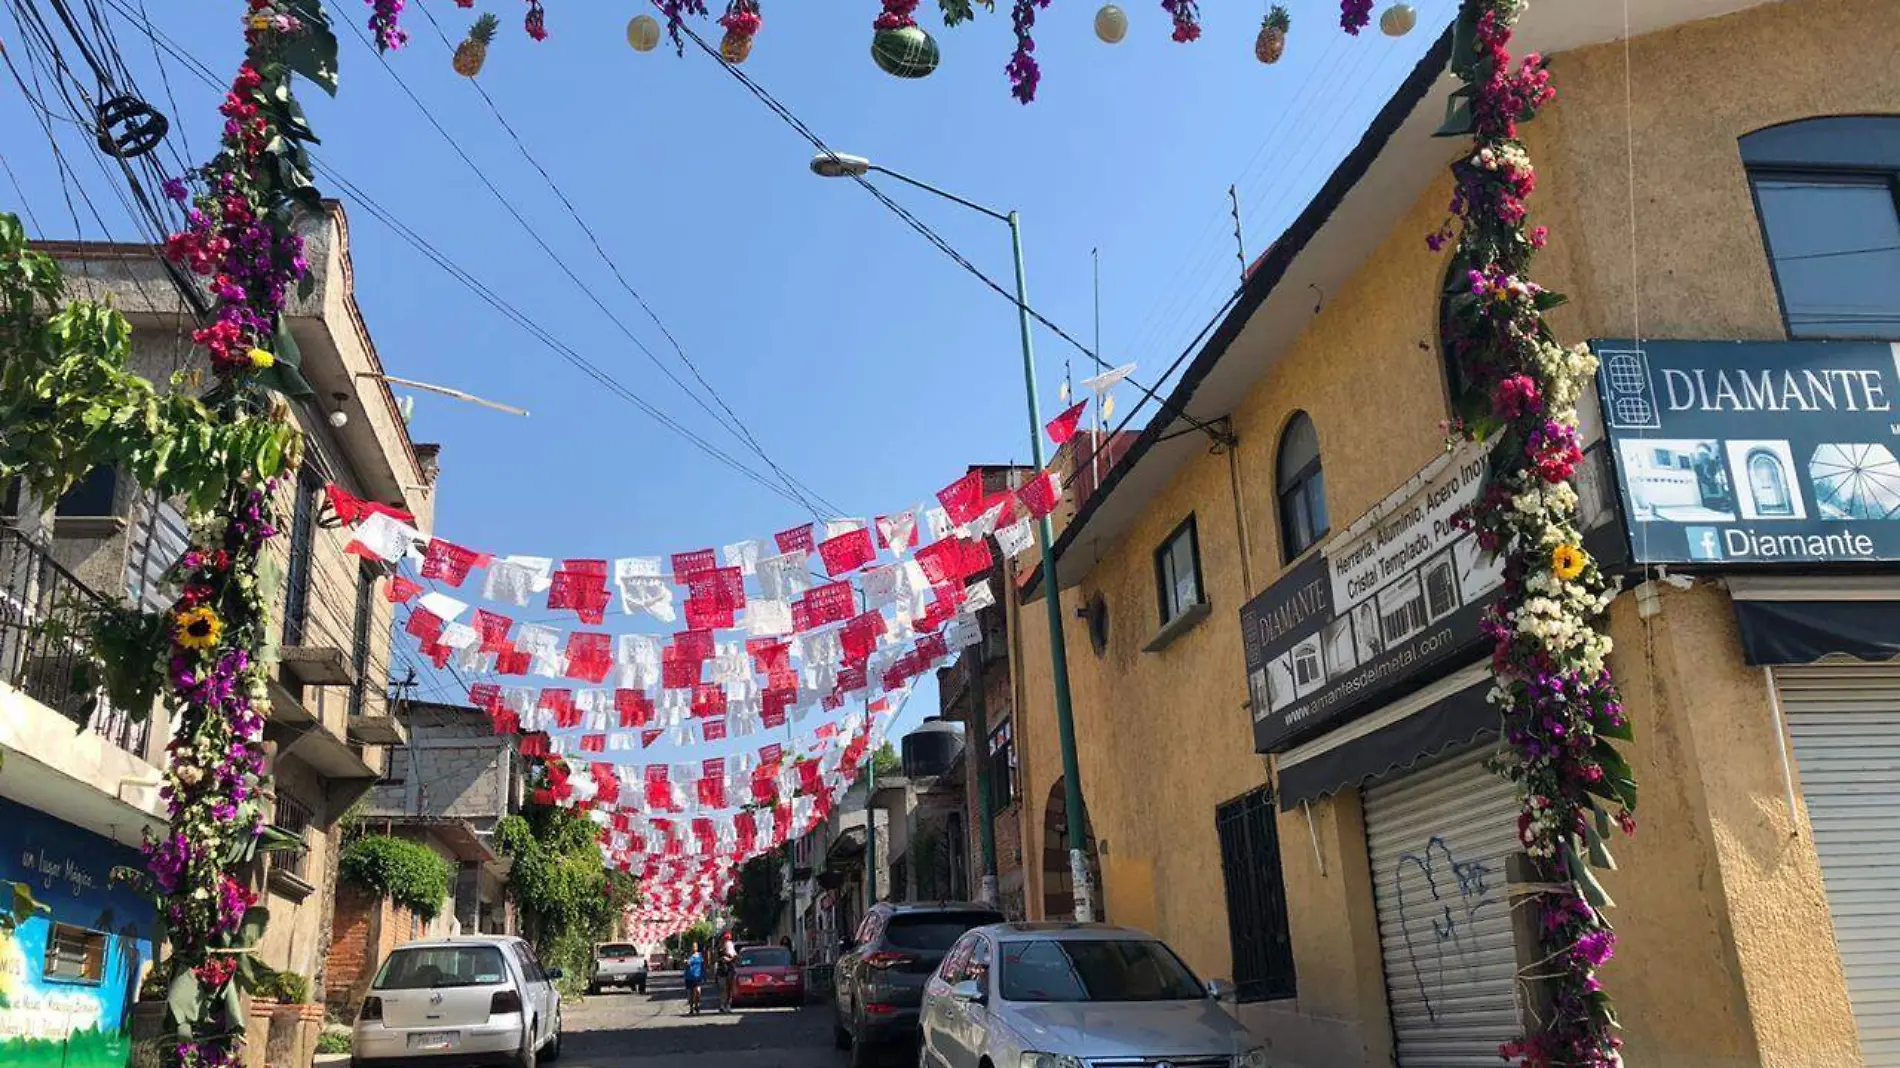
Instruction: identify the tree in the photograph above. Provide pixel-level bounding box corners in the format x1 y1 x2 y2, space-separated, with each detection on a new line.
727 856 784 942
495 804 639 993
664 920 716 960
872 741 901 778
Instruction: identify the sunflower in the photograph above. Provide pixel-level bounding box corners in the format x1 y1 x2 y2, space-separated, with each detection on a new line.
1551 543 1588 581
173 606 225 650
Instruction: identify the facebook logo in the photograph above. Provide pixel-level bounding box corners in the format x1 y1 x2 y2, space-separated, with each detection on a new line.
1685 526 1724 561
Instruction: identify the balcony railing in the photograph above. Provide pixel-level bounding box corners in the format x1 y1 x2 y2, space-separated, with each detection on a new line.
0 523 152 757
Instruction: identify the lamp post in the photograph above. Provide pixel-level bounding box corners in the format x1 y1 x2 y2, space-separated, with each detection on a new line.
809 152 1095 922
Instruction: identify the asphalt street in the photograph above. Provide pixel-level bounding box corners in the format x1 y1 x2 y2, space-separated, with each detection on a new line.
557 971 910 1068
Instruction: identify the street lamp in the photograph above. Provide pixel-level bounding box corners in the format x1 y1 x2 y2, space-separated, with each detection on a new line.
809 151 1095 923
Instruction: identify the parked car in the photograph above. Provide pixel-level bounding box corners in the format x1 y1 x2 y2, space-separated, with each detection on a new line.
918 923 1269 1068
351 935 564 1068
731 944 804 1007
833 901 1006 1065
587 942 648 994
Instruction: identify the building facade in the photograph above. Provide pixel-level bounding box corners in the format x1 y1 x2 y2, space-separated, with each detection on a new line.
1007 1 1900 1066
0 203 434 1066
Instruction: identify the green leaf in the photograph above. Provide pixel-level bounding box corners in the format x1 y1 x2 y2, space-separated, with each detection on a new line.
1435 85 1475 138
255 824 305 854
1448 4 1481 79
237 905 270 948
1582 814 1617 870
223 980 245 1028
1564 840 1616 909
167 969 202 1036
277 5 340 96
259 316 313 399
1533 290 1570 311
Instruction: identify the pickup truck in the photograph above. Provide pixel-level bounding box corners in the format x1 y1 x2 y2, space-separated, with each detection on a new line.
588 942 649 995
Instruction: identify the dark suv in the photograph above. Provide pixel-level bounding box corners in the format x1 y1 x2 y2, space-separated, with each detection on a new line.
832 901 1006 1064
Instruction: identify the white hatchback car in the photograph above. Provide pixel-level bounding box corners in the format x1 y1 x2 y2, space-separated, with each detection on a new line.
352 935 565 1068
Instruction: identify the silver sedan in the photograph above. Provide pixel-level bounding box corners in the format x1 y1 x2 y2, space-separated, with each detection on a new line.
919 923 1271 1068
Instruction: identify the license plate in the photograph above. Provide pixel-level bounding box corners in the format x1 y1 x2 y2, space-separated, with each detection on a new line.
408 1031 457 1051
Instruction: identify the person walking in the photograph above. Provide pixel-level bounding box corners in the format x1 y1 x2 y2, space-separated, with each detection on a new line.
682 942 705 1015
715 931 739 1013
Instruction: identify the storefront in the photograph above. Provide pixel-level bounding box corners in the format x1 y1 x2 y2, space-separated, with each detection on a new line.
0 796 157 1068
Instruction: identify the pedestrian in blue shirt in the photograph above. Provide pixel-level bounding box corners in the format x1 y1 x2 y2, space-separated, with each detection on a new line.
682 943 705 1015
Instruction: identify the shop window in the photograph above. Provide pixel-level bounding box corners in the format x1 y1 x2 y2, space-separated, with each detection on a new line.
1276 413 1329 560
272 791 313 882
1742 116 1900 339
44 924 107 984
986 720 1017 814
1153 515 1204 625
281 467 324 647
1214 786 1296 1002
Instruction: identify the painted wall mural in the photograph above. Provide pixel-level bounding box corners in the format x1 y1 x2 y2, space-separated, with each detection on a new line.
0 797 155 1068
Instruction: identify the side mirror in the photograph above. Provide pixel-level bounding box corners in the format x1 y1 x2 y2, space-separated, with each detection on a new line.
1207 978 1237 1002
950 979 985 1003
545 967 565 981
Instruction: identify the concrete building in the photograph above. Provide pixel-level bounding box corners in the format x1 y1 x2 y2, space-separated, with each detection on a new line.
1005 2 1900 1066
0 203 434 1065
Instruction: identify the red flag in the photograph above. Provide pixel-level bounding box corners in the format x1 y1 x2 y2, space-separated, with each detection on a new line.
563 632 613 684
746 639 791 675
801 581 856 627
474 610 514 654
468 683 502 712
580 733 606 754
640 728 663 749
683 596 736 631
540 688 579 729
671 549 717 585
1017 469 1064 519
701 718 729 743
421 539 484 586
324 483 417 527
643 765 672 811
1045 399 1088 445
818 527 875 577
615 688 654 728
404 609 445 644
697 758 727 809
914 538 964 586
775 524 815 554
384 575 424 603
495 646 531 676
936 469 985 526
691 683 727 719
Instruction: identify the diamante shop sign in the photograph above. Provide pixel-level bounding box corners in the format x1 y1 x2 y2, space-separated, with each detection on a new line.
1593 339 1900 564
1241 443 1501 753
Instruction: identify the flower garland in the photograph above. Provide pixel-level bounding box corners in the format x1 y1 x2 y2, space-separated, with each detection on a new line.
524 0 548 42
1340 0 1373 35
1162 0 1202 42
145 4 349 1066
875 0 920 31
662 0 711 52
364 0 407 50
1435 1 1636 1065
1006 0 1052 104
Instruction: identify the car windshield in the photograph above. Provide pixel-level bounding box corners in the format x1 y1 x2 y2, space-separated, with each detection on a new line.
999 939 1204 1003
738 947 792 968
375 946 509 990
885 912 1003 953
597 943 639 959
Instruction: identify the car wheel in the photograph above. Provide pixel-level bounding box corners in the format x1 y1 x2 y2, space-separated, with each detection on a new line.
846 1030 877 1068
586 982 599 996
541 1015 563 1063
512 1034 537 1068
833 1016 852 1050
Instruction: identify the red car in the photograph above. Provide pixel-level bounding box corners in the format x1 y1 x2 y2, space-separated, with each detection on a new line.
731 945 804 1007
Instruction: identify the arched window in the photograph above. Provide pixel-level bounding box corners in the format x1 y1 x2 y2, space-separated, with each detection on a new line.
1747 448 1794 516
1277 412 1329 560
1741 116 1900 339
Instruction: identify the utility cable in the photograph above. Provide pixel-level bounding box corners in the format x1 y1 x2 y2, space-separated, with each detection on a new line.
674 22 1231 445
338 12 839 521
409 0 841 521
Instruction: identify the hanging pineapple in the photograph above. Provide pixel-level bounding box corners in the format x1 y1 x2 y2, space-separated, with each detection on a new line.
1255 5 1289 63
452 12 499 77
719 0 762 64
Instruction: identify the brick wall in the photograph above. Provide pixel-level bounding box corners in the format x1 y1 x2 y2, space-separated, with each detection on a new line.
324 884 378 1010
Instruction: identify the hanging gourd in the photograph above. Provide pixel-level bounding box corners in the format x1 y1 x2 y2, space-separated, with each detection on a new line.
626 13 663 51
1094 4 1128 43
871 0 939 78
1379 2 1417 36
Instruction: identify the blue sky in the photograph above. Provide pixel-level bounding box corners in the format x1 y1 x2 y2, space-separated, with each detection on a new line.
0 0 1453 753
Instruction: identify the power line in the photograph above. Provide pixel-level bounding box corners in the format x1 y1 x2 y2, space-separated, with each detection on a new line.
408 0 842 521
94 3 843 514
673 22 1231 445
337 11 840 521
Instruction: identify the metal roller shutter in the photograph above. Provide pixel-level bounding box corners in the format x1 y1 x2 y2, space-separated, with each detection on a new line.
1779 662 1900 1068
1365 746 1523 1067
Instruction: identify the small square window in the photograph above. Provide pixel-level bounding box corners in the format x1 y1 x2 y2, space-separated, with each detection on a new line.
44 924 107 984
1154 517 1204 626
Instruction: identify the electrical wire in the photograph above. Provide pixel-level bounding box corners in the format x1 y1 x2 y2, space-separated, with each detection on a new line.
409 0 842 522
674 22 1229 444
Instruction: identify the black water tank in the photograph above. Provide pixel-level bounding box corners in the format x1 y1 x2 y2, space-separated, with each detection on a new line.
901 718 965 779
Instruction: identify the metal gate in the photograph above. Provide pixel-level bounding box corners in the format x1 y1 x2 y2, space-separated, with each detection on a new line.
1364 746 1521 1067
1779 662 1900 1068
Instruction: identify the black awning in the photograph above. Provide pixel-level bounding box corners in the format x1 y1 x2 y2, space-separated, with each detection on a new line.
1734 599 1900 666
1278 680 1497 810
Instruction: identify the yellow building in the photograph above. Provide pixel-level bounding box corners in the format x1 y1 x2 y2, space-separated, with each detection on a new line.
1007 1 1900 1065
